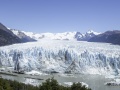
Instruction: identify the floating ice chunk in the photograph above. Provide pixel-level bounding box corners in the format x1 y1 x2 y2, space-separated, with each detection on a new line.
105 81 120 86
0 68 5 71
115 79 120 82
81 82 89 88
25 70 42 75
105 79 120 86
64 82 88 88
24 78 40 86
64 82 73 86
58 74 75 77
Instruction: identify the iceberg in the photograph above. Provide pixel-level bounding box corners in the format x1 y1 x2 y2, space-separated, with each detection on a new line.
105 79 120 86
64 82 88 88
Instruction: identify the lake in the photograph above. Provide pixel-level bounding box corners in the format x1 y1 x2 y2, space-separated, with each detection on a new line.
0 72 120 90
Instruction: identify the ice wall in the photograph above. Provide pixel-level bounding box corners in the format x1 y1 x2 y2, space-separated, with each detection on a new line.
0 40 120 75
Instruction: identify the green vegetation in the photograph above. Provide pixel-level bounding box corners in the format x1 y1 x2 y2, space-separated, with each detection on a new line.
0 77 91 90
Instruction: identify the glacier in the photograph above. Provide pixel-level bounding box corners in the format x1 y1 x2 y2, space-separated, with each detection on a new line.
0 40 120 75
20 30 100 41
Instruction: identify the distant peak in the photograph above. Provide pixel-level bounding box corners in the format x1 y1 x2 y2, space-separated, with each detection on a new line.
86 30 101 35
86 30 95 33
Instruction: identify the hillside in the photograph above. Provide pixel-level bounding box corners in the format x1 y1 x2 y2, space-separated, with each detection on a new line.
88 30 120 45
0 23 21 46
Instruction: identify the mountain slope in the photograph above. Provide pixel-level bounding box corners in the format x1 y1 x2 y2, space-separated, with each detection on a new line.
0 23 21 46
88 30 120 45
76 30 100 41
10 29 36 42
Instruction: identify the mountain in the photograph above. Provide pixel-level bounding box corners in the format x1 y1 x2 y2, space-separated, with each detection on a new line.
21 30 100 41
0 23 21 46
10 29 36 42
75 30 100 41
88 30 120 45
0 22 101 47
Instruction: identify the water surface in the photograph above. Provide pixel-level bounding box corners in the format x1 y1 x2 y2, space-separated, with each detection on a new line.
0 73 120 90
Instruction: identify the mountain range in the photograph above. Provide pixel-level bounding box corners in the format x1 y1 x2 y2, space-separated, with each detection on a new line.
0 22 120 46
88 30 120 45
17 30 100 41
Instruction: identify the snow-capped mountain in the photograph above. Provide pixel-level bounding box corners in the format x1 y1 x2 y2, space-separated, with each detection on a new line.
2 19 99 41
14 30 100 41
76 30 101 41
10 29 36 42
89 30 120 45
0 40 120 75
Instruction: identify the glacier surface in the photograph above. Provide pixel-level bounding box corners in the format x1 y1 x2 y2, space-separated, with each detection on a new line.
0 40 120 75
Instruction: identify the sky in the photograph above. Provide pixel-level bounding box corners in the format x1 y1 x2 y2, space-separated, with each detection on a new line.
0 0 120 33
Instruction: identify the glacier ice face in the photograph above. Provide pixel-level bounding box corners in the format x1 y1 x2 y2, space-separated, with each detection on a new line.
0 40 120 75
